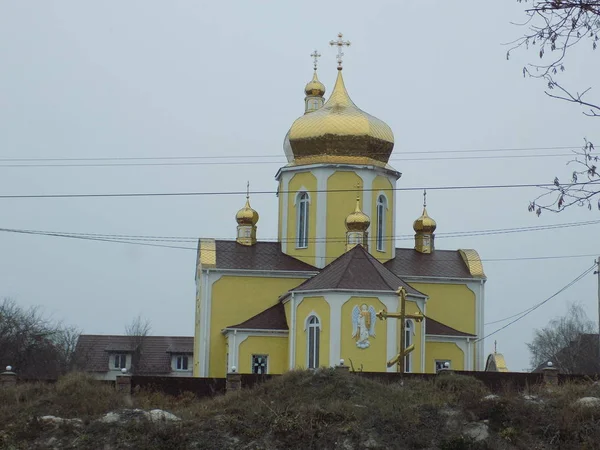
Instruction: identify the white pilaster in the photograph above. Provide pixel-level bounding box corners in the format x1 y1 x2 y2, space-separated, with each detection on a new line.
281 174 290 254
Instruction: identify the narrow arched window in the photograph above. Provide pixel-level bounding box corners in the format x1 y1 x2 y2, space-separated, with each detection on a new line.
297 192 309 248
376 194 387 252
404 320 413 373
307 315 320 369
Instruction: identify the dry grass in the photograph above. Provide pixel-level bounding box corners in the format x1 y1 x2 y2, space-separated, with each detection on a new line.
1 370 600 449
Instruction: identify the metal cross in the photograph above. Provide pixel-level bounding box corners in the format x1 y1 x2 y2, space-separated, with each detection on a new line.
310 49 321 71
246 181 250 199
329 32 351 69
423 189 427 208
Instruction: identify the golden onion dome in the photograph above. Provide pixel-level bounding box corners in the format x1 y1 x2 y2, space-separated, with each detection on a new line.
345 197 371 232
287 69 394 165
413 207 437 233
304 71 326 97
236 197 259 226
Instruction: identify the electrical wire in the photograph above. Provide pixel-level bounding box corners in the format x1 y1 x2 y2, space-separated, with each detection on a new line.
474 264 597 343
2 181 598 199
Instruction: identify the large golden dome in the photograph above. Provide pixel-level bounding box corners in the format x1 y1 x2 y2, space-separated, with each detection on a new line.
287 69 394 165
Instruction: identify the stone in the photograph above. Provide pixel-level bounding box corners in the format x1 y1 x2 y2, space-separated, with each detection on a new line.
39 416 83 428
99 409 180 424
573 397 600 408
482 394 500 401
463 422 489 442
147 409 180 422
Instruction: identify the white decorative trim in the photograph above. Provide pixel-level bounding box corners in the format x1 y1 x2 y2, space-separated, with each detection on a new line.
275 162 401 180
290 293 296 369
281 174 290 253
210 268 317 278
375 191 388 253
477 279 486 370
303 311 323 331
198 271 224 377
421 300 426 373
293 187 311 205
391 179 396 259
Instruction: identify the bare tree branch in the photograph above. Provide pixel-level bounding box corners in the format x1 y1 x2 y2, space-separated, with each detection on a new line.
124 314 151 374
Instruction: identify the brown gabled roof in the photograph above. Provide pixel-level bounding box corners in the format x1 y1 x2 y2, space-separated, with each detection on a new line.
74 335 193 374
211 240 317 272
225 302 289 331
289 245 424 296
425 317 475 337
385 248 473 279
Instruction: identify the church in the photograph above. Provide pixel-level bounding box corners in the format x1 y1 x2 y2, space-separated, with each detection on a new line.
193 34 486 377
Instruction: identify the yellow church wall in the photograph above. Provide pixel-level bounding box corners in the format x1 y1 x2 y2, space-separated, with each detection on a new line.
326 171 363 261
295 296 330 369
238 336 288 374
370 175 393 262
410 283 476 334
286 171 317 266
341 296 387 372
425 341 465 373
209 276 305 377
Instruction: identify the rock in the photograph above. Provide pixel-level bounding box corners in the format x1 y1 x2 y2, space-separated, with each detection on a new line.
39 416 83 428
522 394 543 404
573 397 600 408
482 394 500 401
463 422 489 442
147 409 180 422
99 412 121 424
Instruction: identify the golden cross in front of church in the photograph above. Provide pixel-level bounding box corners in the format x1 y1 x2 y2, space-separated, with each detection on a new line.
376 287 424 373
330 32 350 69
310 50 321 71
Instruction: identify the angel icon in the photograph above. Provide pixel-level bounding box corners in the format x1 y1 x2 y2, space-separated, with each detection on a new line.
352 304 376 349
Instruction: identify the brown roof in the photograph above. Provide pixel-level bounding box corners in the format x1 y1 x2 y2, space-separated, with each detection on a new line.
425 317 475 337
226 302 289 331
289 245 424 296
213 240 317 272
385 248 473 279
74 335 193 374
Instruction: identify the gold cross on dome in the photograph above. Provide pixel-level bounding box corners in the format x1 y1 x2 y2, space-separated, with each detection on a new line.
329 32 351 69
310 49 321 71
246 181 250 199
423 189 427 208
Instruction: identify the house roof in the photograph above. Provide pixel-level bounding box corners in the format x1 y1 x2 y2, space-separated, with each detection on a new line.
532 333 600 374
74 335 193 374
385 248 475 279
289 245 424 296
425 317 475 337
225 302 289 331
199 240 317 272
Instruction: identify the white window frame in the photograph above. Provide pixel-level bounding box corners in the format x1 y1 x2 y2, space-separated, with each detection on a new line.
251 354 269 374
404 320 414 373
296 191 310 249
376 194 387 252
306 315 320 369
174 354 190 371
113 353 127 370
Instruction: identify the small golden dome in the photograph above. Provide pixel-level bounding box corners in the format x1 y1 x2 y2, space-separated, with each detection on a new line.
236 197 259 226
345 197 370 232
413 207 436 233
304 71 326 97
288 69 394 165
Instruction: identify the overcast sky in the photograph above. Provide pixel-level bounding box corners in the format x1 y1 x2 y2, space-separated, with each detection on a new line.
1 1 598 372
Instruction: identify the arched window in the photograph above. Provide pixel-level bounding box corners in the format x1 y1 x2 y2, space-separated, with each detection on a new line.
376 194 387 252
404 320 413 373
307 315 320 369
297 192 309 248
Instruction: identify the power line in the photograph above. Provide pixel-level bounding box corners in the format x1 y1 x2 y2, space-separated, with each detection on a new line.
475 264 597 343
0 145 582 163
0 226 598 263
1 181 597 199
0 153 577 168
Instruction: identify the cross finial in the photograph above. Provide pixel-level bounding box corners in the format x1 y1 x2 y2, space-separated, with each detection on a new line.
423 189 427 208
355 182 361 202
329 32 351 70
494 340 497 353
310 49 321 71
246 181 250 200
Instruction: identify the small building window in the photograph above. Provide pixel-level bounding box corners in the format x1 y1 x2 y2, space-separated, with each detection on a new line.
376 194 387 252
175 355 189 371
252 354 268 374
297 192 309 248
307 315 320 369
113 354 127 370
435 360 451 372
404 320 413 373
